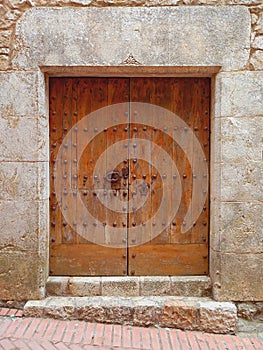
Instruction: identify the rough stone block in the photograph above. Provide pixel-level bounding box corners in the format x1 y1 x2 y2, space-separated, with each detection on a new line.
215 72 263 117
0 116 48 161
214 117 263 163
101 277 139 296
46 277 70 296
0 251 45 301
250 50 263 70
0 162 48 200
133 298 163 326
140 276 171 296
68 277 101 296
199 301 237 334
0 200 48 252
212 202 263 253
170 276 212 297
0 72 38 117
218 253 263 301
13 7 250 70
214 162 262 201
161 297 199 330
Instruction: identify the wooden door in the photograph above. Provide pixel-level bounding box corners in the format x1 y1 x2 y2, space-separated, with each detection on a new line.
49 77 210 276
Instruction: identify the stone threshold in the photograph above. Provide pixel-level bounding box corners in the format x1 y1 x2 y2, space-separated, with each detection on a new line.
24 296 237 334
47 276 212 297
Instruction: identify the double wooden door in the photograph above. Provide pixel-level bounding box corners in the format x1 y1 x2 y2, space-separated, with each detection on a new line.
49 77 210 276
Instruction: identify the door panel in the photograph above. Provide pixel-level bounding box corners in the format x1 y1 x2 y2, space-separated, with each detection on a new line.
49 77 210 276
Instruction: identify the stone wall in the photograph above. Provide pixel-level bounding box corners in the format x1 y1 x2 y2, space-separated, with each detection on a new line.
0 0 262 302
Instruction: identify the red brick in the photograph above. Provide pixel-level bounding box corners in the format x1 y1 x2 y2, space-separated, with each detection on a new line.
7 309 17 317
141 327 151 350
55 342 71 350
69 345 84 350
15 310 23 317
241 337 259 350
27 339 45 350
159 328 171 350
0 319 12 337
150 328 161 350
62 321 77 343
93 323 104 346
23 318 42 339
179 329 192 350
250 337 263 350
11 339 31 350
131 326 141 349
0 338 18 350
82 322 96 345
4 318 21 337
186 330 202 350
122 325 132 348
0 308 9 316
39 339 57 350
169 330 182 350
52 320 68 343
13 318 33 338
45 319 60 340
112 324 122 348
204 333 220 350
72 321 86 344
103 324 113 347
213 334 230 350
34 318 50 338
194 331 210 350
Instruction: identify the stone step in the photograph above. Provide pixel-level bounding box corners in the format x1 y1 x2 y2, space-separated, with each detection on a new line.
46 276 212 297
24 296 237 334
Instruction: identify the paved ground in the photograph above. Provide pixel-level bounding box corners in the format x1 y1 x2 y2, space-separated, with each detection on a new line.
0 308 262 350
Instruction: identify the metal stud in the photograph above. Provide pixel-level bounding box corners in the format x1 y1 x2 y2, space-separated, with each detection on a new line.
162 222 166 226
133 144 137 148
204 126 208 131
52 191 56 196
73 174 78 179
193 222 196 227
142 222 146 227
84 127 88 132
73 143 77 148
123 159 128 164
131 271 135 276
64 112 68 116
73 191 77 196
63 222 67 227
162 174 167 179
133 158 137 163
172 221 176 226
132 222 136 227
84 175 88 180
63 143 68 148
143 126 147 131
52 174 56 179
203 189 207 194
122 238 127 243
163 126 167 131
122 254 126 259
194 127 198 131
94 175 98 180
152 174 157 179
183 174 187 179
103 128 107 132
173 174 177 179
63 160 68 164
124 111 128 116
73 222 77 226
51 206 56 211
153 127 157 131
203 205 207 211
193 174 197 179
133 111 138 116
132 239 136 243
113 190 117 196
103 190 107 196
124 144 128 148
113 127 117 132
182 221 186 226
52 143 56 148
174 126 178 131
51 238 56 242
52 111 56 115
52 127 56 132
152 222 156 226
83 191 88 196
51 221 56 227
73 159 77 163
94 127 98 133
83 222 87 227
63 174 67 179
202 221 207 226
113 222 117 227
133 127 138 132
123 191 128 197
93 222 97 227
203 142 208 147
103 222 106 226
142 174 146 179
93 192 97 196
63 191 68 195
124 127 128 132
132 174 136 179
202 237 206 242
74 111 78 116
74 127 78 132
132 254 136 258
63 127 68 132
52 159 56 164
184 127 188 131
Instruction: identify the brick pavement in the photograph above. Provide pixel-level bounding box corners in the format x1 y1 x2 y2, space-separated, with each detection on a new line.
0 307 262 350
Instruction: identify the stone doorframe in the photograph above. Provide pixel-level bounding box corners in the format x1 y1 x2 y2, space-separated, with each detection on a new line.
0 6 262 302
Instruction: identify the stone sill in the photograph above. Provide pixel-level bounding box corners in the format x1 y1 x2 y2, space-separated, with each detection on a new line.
46 275 212 297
